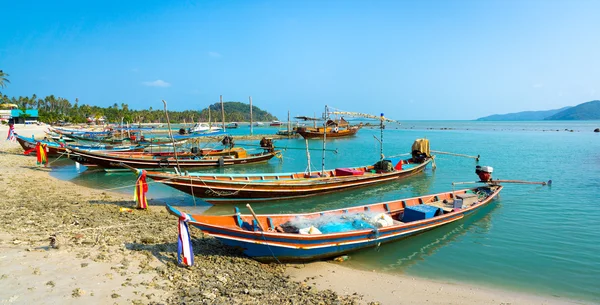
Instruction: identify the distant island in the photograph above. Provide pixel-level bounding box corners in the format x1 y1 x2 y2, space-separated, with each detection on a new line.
204 102 278 122
544 100 600 120
477 100 600 121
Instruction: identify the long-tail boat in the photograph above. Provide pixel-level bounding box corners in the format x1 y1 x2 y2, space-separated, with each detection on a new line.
146 136 432 203
146 155 432 204
166 184 503 262
15 134 144 157
295 117 362 139
65 143 281 171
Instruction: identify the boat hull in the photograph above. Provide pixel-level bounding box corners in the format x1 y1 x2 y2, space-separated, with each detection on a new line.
15 135 144 156
66 147 279 170
167 185 502 262
147 158 432 204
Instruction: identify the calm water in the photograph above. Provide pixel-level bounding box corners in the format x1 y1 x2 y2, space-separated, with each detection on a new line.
50 120 600 302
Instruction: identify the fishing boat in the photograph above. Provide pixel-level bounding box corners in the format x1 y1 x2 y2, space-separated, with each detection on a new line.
226 122 239 129
269 120 283 127
15 134 144 157
295 120 362 139
166 184 503 262
49 126 113 137
65 140 281 171
145 139 433 204
275 129 296 137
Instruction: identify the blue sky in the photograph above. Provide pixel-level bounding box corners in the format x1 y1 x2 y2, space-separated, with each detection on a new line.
1 0 599 120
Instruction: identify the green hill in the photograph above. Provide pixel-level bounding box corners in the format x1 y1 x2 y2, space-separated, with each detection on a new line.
545 100 600 120
203 101 277 122
477 107 570 121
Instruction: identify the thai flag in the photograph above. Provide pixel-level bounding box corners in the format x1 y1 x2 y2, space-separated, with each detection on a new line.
6 125 15 142
177 213 194 267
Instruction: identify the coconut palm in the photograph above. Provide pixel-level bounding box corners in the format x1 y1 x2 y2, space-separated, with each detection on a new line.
0 70 10 92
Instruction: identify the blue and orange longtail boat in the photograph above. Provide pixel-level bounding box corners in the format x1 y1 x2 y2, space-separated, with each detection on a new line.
167 184 502 262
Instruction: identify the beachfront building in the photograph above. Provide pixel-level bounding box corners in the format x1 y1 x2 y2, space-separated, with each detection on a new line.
0 103 17 123
4 109 39 124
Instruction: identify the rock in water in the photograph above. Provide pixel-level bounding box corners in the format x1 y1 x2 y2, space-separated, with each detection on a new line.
594 128 599 132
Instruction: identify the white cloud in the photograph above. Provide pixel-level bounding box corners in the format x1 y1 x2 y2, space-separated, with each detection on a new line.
142 80 171 87
208 51 222 58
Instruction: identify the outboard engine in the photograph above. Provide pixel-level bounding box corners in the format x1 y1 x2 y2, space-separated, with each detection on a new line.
260 137 274 152
410 138 430 163
221 135 234 148
476 165 493 182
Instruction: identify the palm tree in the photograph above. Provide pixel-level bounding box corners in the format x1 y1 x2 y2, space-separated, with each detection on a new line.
0 70 9 92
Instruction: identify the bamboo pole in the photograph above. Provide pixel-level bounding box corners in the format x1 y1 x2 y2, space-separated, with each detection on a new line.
234 143 338 153
287 110 291 139
246 204 265 231
431 150 480 161
321 105 327 175
493 179 551 185
305 138 311 176
162 100 181 172
452 179 551 186
249 96 253 136
220 95 226 131
380 113 384 160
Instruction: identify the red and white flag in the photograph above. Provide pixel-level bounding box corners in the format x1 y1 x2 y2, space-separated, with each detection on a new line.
177 213 194 267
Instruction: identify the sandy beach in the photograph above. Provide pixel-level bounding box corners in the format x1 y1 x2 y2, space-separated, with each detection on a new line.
0 124 586 304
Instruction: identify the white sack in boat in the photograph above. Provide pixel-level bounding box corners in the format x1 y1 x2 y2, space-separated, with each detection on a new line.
370 213 394 228
299 225 322 235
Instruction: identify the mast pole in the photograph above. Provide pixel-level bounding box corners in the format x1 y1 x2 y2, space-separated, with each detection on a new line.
162 100 181 172
287 110 291 139
321 105 328 175
249 96 253 136
305 138 311 176
380 113 384 160
220 95 226 131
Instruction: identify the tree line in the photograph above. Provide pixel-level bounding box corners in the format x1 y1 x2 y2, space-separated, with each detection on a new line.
0 94 278 124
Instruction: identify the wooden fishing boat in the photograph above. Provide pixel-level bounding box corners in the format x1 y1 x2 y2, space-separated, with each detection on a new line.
296 124 362 139
145 154 433 204
15 134 144 157
166 184 503 262
295 116 363 139
65 145 281 171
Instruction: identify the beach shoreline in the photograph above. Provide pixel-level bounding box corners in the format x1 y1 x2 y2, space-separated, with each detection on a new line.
0 124 588 304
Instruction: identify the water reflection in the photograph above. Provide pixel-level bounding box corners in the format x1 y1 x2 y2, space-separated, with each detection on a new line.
347 201 500 273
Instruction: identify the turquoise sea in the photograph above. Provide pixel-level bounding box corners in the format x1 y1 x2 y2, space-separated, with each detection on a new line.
50 120 600 303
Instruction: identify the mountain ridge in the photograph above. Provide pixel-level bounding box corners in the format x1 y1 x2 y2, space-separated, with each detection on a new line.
477 107 570 121
476 100 600 120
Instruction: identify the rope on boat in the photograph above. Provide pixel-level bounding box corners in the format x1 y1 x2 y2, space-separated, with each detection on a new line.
431 150 480 161
99 174 182 192
189 174 197 206
197 175 252 197
261 231 282 264
47 149 70 166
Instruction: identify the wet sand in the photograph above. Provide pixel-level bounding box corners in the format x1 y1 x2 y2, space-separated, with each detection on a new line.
0 124 585 304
